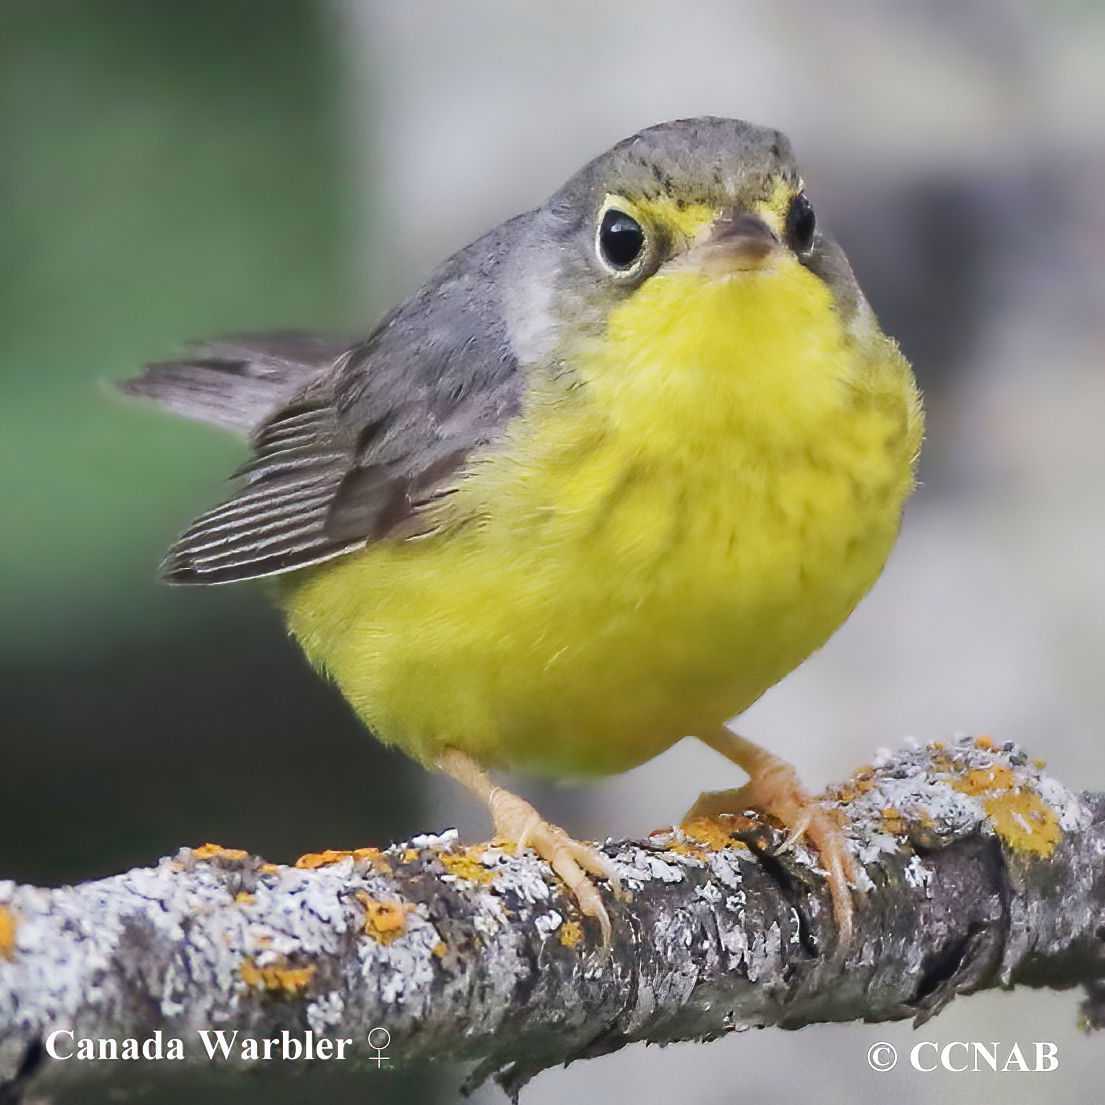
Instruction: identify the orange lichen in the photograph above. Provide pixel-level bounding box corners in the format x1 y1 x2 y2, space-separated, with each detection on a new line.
646 820 751 857
193 843 251 863
879 808 909 835
982 790 1062 855
956 765 1017 795
234 892 255 905
258 863 281 876
558 919 583 948
431 941 448 958
677 817 748 852
239 957 316 996
296 849 350 869
950 760 1061 856
0 905 16 959
439 849 499 884
355 846 392 872
830 766 881 804
295 847 392 873
357 893 416 944
974 735 993 750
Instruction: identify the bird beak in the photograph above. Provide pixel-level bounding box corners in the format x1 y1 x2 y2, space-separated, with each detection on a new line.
672 208 779 275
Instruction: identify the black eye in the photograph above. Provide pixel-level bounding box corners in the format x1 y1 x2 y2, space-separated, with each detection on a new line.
786 191 816 253
599 209 646 269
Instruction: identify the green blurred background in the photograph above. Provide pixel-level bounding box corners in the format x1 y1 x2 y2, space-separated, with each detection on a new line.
0 0 432 882
0 3 427 1101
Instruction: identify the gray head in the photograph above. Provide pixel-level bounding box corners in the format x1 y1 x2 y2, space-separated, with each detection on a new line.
556 117 799 219
498 117 869 366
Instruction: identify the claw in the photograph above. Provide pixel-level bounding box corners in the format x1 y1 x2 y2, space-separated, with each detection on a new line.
492 792 619 944
689 728 859 946
778 809 812 853
440 750 619 945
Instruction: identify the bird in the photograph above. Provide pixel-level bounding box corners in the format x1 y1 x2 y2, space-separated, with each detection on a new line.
121 117 923 945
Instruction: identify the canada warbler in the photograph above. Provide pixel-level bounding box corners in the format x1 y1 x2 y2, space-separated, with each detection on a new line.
122 117 923 943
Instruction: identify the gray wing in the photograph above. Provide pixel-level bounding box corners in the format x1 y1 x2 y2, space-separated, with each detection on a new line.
119 332 354 435
158 364 520 585
122 233 527 585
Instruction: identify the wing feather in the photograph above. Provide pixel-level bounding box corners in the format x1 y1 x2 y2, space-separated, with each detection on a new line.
123 217 533 584
119 333 353 434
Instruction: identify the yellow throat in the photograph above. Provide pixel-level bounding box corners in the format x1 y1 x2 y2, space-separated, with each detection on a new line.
280 251 922 778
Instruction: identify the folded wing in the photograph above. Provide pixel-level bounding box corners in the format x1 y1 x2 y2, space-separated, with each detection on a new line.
121 321 522 584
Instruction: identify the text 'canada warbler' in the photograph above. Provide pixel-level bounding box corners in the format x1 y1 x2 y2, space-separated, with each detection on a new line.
122 117 923 943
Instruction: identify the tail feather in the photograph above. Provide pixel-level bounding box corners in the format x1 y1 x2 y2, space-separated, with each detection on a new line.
118 331 353 436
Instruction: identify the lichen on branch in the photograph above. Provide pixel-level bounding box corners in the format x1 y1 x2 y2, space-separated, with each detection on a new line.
0 737 1103 1102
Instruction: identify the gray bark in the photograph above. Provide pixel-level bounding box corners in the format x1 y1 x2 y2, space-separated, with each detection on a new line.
0 736 1102 1102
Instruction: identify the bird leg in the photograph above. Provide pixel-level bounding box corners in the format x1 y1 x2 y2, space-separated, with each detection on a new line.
437 748 621 944
685 726 856 943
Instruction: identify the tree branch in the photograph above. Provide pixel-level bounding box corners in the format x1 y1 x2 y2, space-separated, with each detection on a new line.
1 737 1103 1101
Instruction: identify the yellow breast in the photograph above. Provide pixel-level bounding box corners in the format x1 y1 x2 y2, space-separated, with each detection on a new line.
280 257 922 778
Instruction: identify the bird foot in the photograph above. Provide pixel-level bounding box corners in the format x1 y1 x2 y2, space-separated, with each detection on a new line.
489 787 621 945
685 750 857 945
436 748 620 944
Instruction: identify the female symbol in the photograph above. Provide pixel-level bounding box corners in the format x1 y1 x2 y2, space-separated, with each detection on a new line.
367 1027 391 1068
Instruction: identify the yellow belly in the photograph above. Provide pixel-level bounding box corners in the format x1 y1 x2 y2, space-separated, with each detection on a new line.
279 260 921 778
